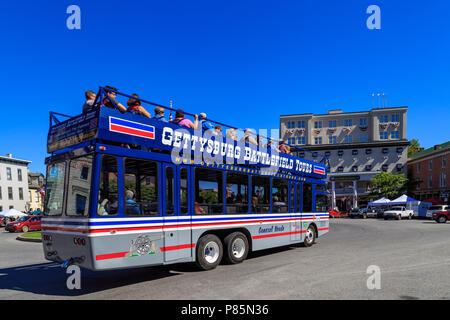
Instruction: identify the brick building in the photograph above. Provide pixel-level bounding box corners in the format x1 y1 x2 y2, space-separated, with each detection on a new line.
408 141 450 204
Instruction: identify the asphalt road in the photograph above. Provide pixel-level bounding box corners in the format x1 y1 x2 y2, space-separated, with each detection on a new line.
0 219 449 300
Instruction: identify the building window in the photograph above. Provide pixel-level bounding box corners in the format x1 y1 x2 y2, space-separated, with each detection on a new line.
379 115 388 123
325 151 331 157
352 166 358 172
297 120 305 128
328 120 337 128
315 137 322 145
380 132 388 140
344 119 353 127
443 156 447 168
337 166 344 172
352 150 358 156
18 169 22 182
0 186 2 200
8 187 13 200
365 165 372 171
314 121 322 129
360 118 368 126
382 148 389 155
428 175 433 188
297 137 305 145
429 160 433 171
344 135 352 143
366 149 372 155
6 167 12 180
396 164 403 172
391 114 400 122
440 173 447 188
391 131 400 139
328 136 336 144
19 188 23 200
288 138 295 145
417 163 421 173
382 164 389 172
360 134 368 142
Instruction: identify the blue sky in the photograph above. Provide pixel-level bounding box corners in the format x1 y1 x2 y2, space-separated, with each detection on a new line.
0 0 449 174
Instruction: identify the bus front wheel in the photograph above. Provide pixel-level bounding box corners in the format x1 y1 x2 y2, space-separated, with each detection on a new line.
224 232 249 264
195 234 223 271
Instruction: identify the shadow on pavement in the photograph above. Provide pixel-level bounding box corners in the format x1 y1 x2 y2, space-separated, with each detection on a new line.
0 262 180 297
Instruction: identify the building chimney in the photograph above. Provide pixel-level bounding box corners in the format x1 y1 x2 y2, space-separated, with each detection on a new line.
434 145 441 150
6 153 12 158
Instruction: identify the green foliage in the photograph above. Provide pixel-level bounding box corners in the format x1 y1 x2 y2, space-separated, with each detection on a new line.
199 190 219 204
408 139 421 157
369 172 408 199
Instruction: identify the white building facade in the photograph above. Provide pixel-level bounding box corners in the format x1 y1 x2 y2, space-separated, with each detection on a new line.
0 154 32 212
280 107 409 211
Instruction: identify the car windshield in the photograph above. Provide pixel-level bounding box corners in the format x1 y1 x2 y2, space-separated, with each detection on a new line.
430 206 442 210
17 216 29 222
391 207 403 210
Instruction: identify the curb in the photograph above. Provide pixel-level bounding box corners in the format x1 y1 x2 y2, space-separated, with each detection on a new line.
16 236 42 243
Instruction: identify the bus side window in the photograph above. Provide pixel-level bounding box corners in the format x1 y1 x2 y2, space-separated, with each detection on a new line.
165 167 175 215
251 176 270 214
225 172 249 214
180 168 189 215
303 182 313 213
290 183 295 212
124 158 159 216
297 183 302 213
98 155 119 216
194 168 223 215
272 178 288 213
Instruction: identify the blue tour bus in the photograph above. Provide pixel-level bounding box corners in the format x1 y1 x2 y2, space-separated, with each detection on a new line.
42 87 329 271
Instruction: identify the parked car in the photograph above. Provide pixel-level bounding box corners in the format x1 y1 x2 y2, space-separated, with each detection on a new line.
426 205 449 218
432 210 449 224
0 217 6 227
5 215 42 233
329 208 341 218
369 207 385 218
383 206 414 220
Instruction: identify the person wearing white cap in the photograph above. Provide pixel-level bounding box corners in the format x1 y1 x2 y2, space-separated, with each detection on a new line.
199 112 214 132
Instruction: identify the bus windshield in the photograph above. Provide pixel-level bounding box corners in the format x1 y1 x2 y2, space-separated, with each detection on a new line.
44 155 94 217
44 162 66 216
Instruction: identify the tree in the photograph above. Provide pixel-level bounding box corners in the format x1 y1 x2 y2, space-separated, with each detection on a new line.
369 172 408 199
408 139 421 157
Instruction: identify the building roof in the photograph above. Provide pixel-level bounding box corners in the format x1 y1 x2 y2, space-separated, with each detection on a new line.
409 141 450 160
0 154 31 165
280 106 408 118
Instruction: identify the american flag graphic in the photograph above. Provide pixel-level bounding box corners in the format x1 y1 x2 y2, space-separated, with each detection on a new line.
109 117 155 139
313 166 326 175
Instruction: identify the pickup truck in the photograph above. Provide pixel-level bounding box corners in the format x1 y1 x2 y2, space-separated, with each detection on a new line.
432 210 449 224
383 206 414 220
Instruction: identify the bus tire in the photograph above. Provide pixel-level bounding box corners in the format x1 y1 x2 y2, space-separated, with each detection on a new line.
303 225 316 247
195 234 223 271
224 232 249 264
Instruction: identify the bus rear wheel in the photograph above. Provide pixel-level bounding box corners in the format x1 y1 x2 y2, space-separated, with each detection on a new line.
195 234 223 271
303 225 316 247
224 232 249 264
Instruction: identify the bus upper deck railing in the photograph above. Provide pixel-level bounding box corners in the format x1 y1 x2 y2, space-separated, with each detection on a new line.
47 87 329 179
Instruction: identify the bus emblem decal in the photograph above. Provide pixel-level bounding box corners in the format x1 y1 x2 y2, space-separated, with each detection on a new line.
109 116 155 140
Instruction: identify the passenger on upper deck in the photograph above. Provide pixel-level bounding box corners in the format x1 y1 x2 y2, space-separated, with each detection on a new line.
170 109 199 129
103 86 127 113
213 125 223 136
82 90 96 113
126 94 151 118
154 106 168 122
226 128 238 141
278 140 288 154
240 128 258 146
199 113 214 132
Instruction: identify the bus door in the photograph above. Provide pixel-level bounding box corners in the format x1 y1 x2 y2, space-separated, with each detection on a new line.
162 163 192 262
291 182 302 241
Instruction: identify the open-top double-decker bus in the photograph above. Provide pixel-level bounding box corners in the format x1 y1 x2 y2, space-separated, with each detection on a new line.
42 87 329 271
